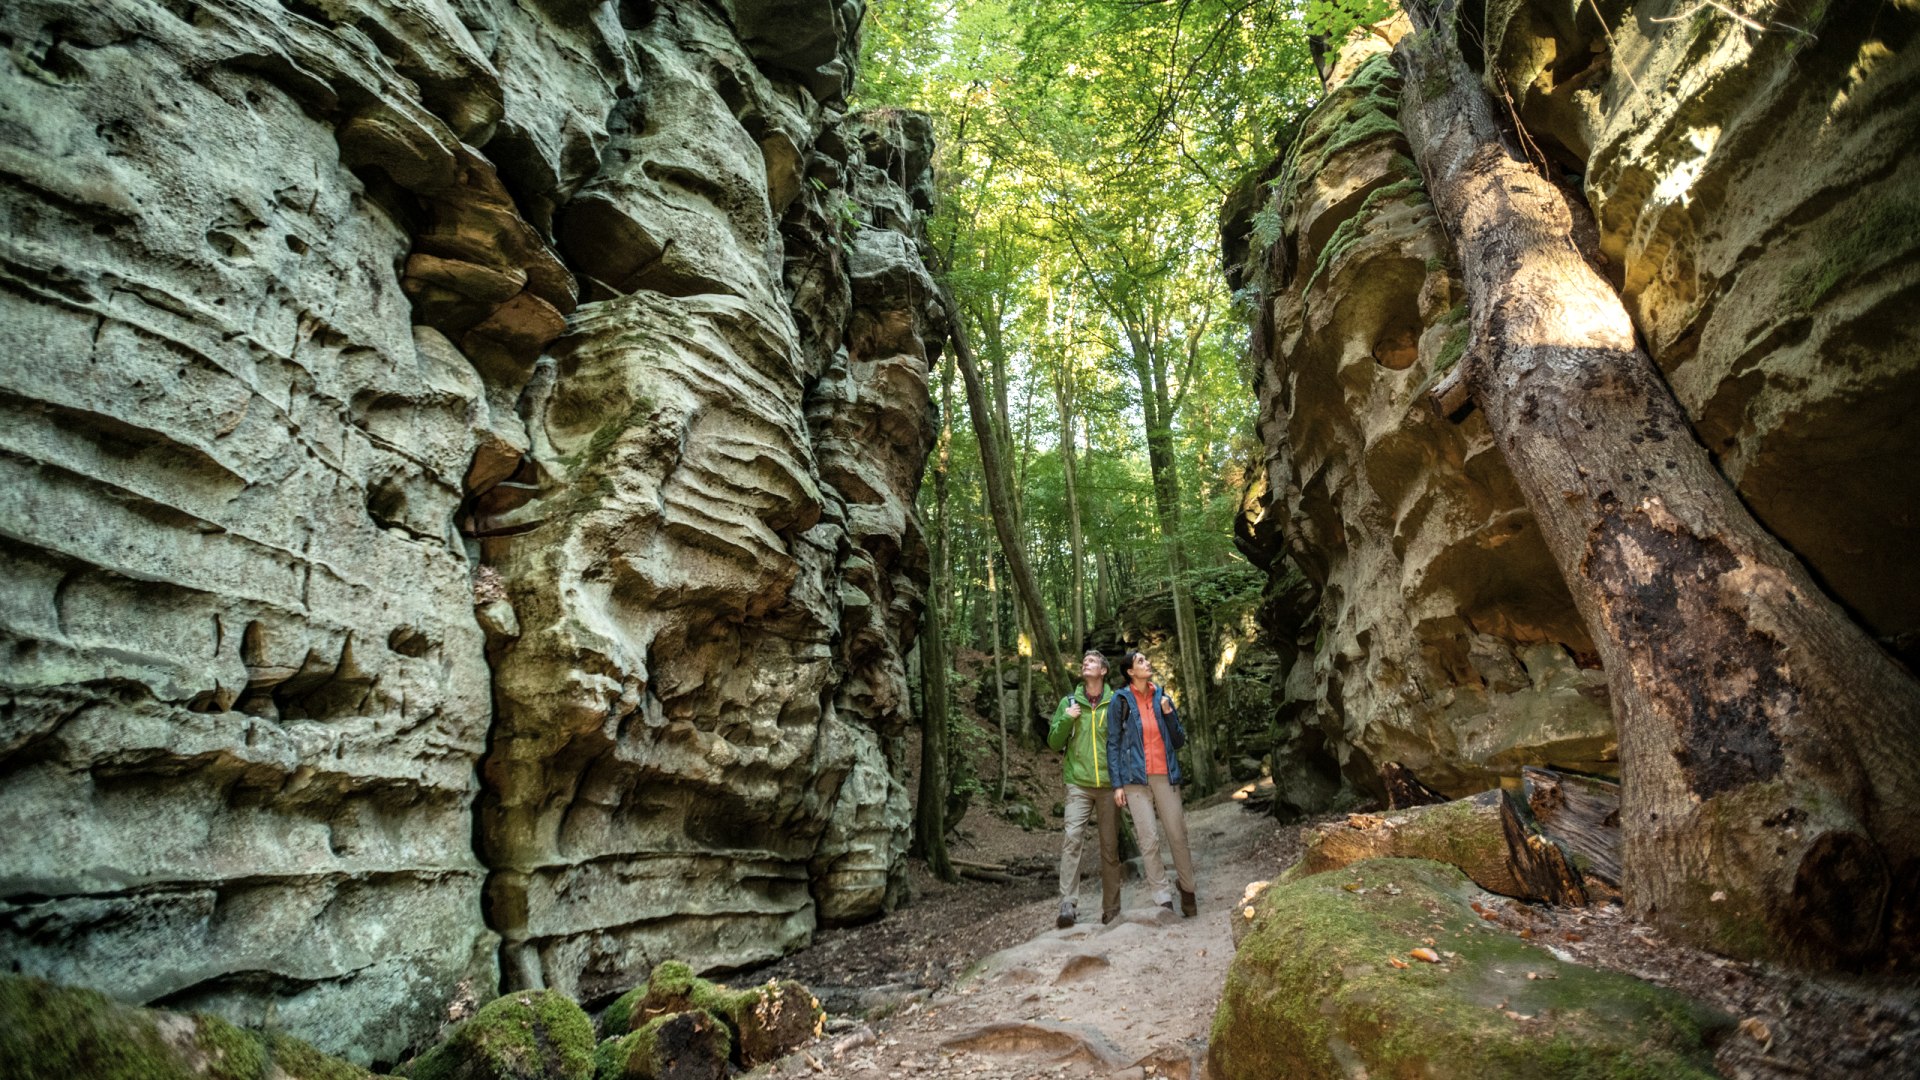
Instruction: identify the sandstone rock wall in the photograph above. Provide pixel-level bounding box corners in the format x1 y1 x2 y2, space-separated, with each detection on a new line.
1229 2 1918 804
0 0 939 1063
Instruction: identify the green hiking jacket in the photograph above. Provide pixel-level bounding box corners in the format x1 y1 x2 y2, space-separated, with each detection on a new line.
1047 683 1116 788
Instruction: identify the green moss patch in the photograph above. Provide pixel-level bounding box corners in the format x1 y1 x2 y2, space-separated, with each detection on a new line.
0 975 375 1080
601 961 822 1067
1210 859 1730 1080
593 1011 730 1080
402 989 594 1080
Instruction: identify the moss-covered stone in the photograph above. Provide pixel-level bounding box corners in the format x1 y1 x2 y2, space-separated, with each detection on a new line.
0 975 377 1080
603 961 822 1066
1210 859 1731 1080
593 1011 729 1080
402 989 594 1080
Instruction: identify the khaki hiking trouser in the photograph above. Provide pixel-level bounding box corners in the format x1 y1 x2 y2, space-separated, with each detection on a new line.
1059 783 1122 919
1122 774 1195 906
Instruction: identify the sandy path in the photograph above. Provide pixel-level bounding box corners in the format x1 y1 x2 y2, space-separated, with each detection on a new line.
765 798 1290 1080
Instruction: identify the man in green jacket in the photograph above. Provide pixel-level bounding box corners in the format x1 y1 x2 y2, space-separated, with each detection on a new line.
1047 649 1122 928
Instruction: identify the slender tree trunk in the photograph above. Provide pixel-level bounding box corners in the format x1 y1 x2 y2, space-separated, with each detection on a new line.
1095 549 1114 629
989 554 1008 802
1395 4 1920 966
940 284 1070 699
913 350 958 883
1059 361 1089 650
1017 603 1035 747
1130 343 1219 794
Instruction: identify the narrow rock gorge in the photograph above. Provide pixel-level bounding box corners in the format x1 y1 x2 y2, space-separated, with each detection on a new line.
1228 0 1919 808
0 0 942 1063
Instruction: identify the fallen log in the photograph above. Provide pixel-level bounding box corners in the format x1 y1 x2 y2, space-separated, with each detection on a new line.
1287 792 1527 898
1286 771 1619 907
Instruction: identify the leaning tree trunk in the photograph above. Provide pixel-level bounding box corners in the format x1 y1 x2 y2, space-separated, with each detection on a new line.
940 284 1070 699
1394 4 1920 967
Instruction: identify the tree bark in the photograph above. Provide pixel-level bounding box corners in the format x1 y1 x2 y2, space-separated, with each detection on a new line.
940 284 1070 699
988 553 1008 801
1394 4 1920 966
913 348 957 883
1058 356 1089 650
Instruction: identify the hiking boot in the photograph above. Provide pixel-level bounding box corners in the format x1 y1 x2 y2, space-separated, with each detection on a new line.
1056 900 1076 929
1101 909 1119 926
1180 888 1197 917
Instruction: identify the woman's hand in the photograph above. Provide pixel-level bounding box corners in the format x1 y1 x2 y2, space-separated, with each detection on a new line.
1114 789 1127 808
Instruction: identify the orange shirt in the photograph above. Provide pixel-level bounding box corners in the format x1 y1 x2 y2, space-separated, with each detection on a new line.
1131 685 1167 775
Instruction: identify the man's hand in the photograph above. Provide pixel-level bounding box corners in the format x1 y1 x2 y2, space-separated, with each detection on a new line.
1067 700 1081 719
1114 789 1126 808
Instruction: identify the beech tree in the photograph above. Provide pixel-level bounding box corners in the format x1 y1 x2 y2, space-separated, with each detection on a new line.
1394 0 1920 965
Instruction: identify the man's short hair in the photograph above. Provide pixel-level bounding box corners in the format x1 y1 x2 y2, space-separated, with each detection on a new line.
1082 649 1109 669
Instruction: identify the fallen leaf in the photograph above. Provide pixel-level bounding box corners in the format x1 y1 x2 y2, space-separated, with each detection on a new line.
1562 932 1584 943
1526 972 1539 980
1422 937 1437 946
1409 948 1441 963
1242 907 1256 919
1518 928 1534 939
1502 1010 1536 1022
1739 1017 1772 1047
1388 957 1409 969
1711 890 1727 902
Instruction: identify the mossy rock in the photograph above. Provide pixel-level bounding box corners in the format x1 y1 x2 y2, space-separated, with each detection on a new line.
604 961 821 1066
593 1011 729 1080
400 989 594 1080
0 975 377 1080
1210 859 1731 1080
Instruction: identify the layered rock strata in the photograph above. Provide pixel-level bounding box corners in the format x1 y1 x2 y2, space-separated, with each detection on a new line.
0 0 939 1062
1228 3 1920 803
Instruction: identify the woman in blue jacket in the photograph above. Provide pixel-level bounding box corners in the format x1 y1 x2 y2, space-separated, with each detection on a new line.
1106 650 1197 916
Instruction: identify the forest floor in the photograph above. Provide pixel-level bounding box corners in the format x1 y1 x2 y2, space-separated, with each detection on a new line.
740 710 1918 1079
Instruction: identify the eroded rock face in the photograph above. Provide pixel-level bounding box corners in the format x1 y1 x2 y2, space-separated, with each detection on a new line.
1483 0 1920 665
1228 36 1614 802
1230 5 1918 803
0 0 939 1061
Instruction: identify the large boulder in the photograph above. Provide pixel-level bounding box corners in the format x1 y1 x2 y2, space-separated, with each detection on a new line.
1210 858 1730 1079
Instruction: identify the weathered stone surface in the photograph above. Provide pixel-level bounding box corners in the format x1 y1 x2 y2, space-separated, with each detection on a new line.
1231 6 1920 808
1228 36 1614 802
0 0 939 1063
1483 0 1920 668
1211 858 1730 1079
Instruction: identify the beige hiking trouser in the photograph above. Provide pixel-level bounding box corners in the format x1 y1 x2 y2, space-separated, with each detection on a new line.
1059 784 1123 918
1121 774 1195 906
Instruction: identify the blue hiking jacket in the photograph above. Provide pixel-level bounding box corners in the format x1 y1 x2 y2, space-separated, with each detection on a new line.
1106 682 1186 787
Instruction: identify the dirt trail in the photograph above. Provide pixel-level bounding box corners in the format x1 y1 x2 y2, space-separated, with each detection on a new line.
763 798 1293 1080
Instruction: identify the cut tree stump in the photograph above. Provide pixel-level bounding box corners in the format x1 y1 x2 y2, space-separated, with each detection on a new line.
1500 786 1588 907
1524 767 1622 901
